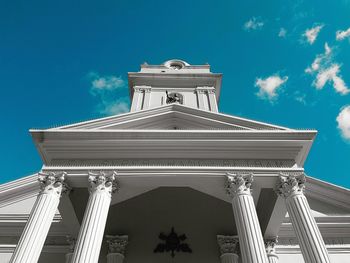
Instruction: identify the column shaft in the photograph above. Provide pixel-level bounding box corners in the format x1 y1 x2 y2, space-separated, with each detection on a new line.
277 174 330 263
71 172 117 263
226 173 268 263
10 172 66 263
286 193 330 262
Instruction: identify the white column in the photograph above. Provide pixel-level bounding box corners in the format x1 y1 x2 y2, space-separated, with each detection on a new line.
276 173 330 263
142 87 152 110
65 236 76 263
207 87 218 112
71 171 118 263
226 173 269 263
131 87 142 111
217 235 239 263
106 235 128 263
10 172 68 263
195 87 206 110
265 238 279 263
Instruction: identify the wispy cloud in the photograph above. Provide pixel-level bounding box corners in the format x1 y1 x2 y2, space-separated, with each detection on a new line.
336 105 350 140
88 72 130 115
314 65 349 95
244 17 264 31
305 43 332 73
336 27 350 41
90 74 125 91
294 91 307 105
305 43 349 95
303 24 323 44
278 28 287 38
255 74 288 102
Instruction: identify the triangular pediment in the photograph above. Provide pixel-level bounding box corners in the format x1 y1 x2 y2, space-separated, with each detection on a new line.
51 104 290 131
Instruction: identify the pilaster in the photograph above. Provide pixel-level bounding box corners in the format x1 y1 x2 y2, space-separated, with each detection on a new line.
10 172 69 263
207 87 218 112
226 172 268 263
142 86 152 110
71 171 118 263
276 173 330 263
106 235 128 263
195 87 208 110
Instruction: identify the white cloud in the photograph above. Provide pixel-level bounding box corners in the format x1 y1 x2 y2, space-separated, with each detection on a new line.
336 27 350 41
100 98 130 115
336 106 350 140
303 25 323 44
255 74 288 101
244 17 264 31
305 43 332 74
278 28 287 38
314 64 349 95
305 43 349 95
88 72 130 115
90 74 125 91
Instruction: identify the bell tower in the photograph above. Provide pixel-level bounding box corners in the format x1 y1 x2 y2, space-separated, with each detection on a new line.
128 59 222 112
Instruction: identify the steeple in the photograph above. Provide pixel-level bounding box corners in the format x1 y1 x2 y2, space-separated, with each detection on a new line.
128 59 222 112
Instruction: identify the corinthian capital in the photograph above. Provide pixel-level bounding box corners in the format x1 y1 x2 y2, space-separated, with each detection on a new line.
276 173 305 198
217 235 239 254
106 235 128 255
265 237 278 255
38 172 69 195
88 171 118 195
226 172 253 197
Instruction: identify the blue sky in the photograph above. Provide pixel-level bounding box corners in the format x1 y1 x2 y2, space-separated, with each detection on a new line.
1 0 350 188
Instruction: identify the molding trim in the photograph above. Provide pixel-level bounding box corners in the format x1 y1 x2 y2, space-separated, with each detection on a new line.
46 159 296 168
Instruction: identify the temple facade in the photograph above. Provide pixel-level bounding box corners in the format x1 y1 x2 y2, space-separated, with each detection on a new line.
0 60 349 263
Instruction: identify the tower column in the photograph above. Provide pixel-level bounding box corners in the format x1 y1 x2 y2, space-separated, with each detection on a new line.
106 235 128 263
207 87 218 112
142 87 152 110
226 173 268 263
131 87 143 111
10 172 69 263
276 173 330 263
265 238 279 263
71 171 118 263
195 87 207 110
217 235 239 263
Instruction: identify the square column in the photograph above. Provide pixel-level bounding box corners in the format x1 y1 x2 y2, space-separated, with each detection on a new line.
226 173 269 263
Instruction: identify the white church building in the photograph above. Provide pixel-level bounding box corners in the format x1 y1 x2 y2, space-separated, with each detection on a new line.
0 60 349 263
